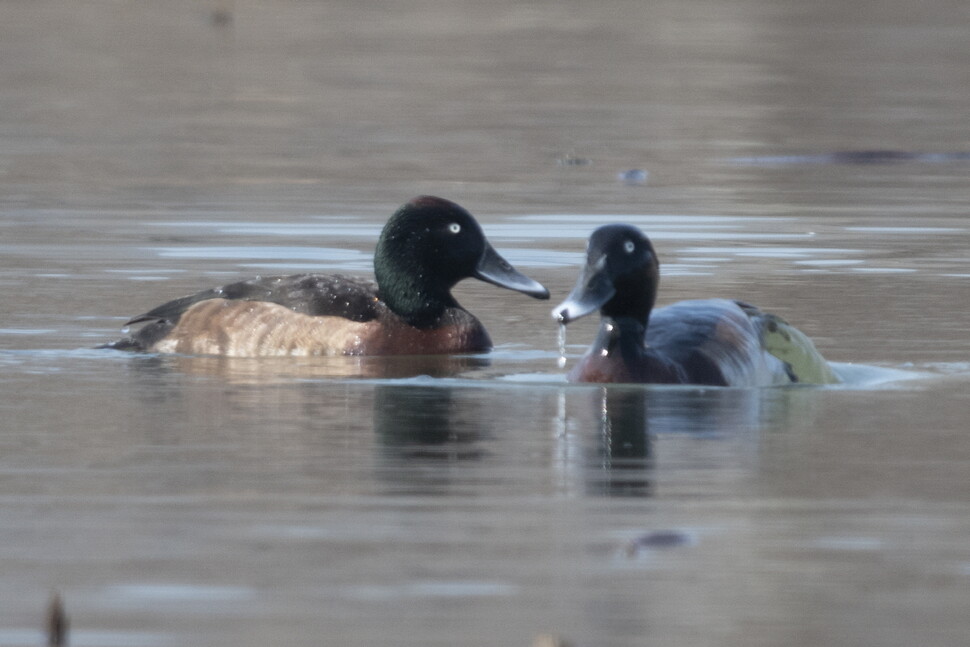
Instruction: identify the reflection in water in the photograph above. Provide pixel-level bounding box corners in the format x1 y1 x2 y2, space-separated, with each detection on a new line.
371 383 657 496
568 385 805 498
589 387 653 497
367 381 812 500
111 348 816 506
372 384 494 496
374 384 483 454
121 352 491 384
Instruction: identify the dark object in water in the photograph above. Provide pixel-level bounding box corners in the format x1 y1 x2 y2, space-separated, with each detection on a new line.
211 10 233 26
729 149 970 166
626 530 695 555
617 169 649 185
46 592 69 647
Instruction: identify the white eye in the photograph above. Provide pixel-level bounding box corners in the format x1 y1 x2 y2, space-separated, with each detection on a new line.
623 240 636 254
448 223 461 234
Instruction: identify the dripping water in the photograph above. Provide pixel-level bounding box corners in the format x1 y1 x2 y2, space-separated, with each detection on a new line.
557 323 567 369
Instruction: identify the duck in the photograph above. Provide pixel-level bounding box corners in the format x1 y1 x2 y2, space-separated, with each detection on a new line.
105 196 550 356
552 224 840 385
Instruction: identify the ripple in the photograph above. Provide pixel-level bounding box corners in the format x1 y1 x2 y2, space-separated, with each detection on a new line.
0 628 171 647
153 220 381 238
850 267 918 274
828 362 928 388
104 584 255 603
845 227 965 234
344 580 517 601
811 536 884 551
794 259 866 266
679 246 861 258
149 245 367 262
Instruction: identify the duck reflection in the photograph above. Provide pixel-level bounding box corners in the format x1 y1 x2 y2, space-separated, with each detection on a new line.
123 352 490 384
584 386 653 497
371 380 796 499
374 384 484 457
372 383 496 496
567 384 797 498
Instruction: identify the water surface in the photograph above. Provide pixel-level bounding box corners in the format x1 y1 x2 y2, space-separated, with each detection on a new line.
2 1 970 646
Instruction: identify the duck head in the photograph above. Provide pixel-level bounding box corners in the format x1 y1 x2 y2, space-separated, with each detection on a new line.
553 224 659 326
375 196 549 326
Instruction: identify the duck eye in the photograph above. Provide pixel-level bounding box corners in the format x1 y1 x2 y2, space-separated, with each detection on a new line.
448 223 461 234
623 240 636 254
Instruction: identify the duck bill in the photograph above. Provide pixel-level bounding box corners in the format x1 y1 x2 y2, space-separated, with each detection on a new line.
474 242 550 299
552 256 615 324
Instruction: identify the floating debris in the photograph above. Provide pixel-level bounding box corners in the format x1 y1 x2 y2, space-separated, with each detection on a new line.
617 169 648 185
624 529 695 556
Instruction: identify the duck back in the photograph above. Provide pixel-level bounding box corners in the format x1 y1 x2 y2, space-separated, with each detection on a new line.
645 299 792 386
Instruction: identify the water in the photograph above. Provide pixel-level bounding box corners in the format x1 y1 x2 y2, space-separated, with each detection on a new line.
3 1 970 646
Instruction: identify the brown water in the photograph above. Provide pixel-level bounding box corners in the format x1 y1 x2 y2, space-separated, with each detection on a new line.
3 1 970 646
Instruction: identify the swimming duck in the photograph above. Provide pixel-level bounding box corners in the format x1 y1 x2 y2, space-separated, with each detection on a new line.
106 196 549 356
552 224 839 385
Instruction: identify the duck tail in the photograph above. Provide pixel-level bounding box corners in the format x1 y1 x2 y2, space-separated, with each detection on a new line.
754 310 841 385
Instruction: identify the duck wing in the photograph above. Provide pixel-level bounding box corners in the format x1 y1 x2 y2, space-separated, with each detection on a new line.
645 299 839 386
645 299 793 386
126 273 382 326
736 301 840 384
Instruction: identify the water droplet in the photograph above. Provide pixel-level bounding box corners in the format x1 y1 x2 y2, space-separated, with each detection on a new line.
557 323 567 369
121 326 130 335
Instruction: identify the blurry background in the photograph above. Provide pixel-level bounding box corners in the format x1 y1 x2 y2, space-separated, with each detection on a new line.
6 0 968 212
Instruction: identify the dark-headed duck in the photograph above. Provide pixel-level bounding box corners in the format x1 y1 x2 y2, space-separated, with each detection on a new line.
106 196 550 356
552 224 840 386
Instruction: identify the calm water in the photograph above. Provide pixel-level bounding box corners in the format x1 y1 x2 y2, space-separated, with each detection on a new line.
3 1 970 646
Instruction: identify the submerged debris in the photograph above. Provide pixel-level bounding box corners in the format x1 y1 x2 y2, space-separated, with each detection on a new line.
211 9 233 26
